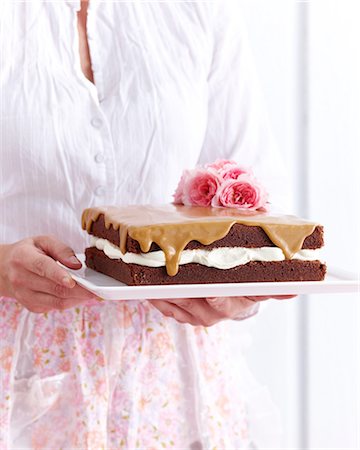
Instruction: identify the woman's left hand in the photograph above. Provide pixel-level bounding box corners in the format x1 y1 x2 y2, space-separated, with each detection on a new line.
149 295 296 327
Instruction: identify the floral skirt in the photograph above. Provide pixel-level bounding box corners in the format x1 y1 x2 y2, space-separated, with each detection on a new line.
0 298 282 449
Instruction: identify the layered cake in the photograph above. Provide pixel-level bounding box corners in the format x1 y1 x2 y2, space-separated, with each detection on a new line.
82 204 326 285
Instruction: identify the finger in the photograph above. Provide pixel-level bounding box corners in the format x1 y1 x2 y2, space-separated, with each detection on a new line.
34 235 81 269
149 300 202 326
206 296 258 318
272 295 297 300
16 288 89 313
21 250 76 288
245 296 273 302
33 291 92 311
245 295 297 302
163 298 223 326
17 269 95 300
232 302 260 321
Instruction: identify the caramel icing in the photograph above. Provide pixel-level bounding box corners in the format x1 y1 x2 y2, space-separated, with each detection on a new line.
81 204 319 276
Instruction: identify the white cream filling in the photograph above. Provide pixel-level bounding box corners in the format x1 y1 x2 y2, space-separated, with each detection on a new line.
90 236 322 270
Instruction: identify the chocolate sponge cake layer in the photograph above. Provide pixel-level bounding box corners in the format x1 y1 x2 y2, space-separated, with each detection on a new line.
85 247 327 286
90 214 324 253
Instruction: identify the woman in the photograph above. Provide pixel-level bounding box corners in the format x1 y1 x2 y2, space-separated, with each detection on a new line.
0 0 291 448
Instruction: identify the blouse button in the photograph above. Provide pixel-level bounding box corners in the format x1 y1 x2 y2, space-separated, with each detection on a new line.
95 186 106 197
94 153 105 163
91 117 103 129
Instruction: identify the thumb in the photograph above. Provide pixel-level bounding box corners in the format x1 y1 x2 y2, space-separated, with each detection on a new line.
34 235 82 269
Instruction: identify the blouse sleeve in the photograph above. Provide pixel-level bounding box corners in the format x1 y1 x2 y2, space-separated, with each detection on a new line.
198 0 291 210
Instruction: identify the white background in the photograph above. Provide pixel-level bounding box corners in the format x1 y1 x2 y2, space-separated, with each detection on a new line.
238 1 360 448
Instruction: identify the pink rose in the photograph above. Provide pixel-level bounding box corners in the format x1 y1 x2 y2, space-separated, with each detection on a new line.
173 170 190 204
205 159 237 171
211 175 268 211
219 163 253 180
183 168 221 207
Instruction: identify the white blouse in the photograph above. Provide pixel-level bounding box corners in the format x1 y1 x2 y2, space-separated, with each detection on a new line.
0 1 286 448
0 0 286 250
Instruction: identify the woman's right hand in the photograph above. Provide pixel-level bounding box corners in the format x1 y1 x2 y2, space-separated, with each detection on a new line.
0 235 96 313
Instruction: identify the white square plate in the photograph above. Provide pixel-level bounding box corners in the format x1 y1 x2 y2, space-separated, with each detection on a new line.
61 254 360 300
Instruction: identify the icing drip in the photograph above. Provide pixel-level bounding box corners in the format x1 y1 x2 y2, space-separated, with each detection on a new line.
81 204 319 276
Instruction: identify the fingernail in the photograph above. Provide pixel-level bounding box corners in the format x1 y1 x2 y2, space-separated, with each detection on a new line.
87 296 104 302
62 276 75 288
207 298 225 309
85 297 105 306
68 256 81 265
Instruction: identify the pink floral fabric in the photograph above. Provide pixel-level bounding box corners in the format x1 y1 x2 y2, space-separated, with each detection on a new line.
0 297 275 449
